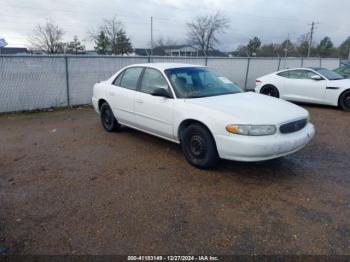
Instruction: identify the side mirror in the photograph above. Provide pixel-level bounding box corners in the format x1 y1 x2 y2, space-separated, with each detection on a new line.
311 75 323 81
151 88 172 98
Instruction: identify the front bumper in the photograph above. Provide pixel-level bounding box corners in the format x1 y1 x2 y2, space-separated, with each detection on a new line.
215 123 315 162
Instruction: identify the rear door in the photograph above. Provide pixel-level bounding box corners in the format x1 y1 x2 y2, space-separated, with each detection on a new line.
283 69 327 103
134 68 174 139
109 67 143 126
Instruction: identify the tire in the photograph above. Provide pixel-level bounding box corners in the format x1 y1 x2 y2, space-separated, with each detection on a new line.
180 124 219 169
260 85 280 98
100 102 121 132
339 90 350 112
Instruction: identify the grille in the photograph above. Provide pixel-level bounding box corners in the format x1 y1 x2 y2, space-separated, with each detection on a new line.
280 119 307 134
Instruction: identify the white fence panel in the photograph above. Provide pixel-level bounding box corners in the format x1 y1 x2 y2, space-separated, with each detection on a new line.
0 56 67 112
151 56 206 65
0 55 342 113
68 56 147 105
321 59 340 70
207 58 248 88
246 59 281 89
303 58 321 68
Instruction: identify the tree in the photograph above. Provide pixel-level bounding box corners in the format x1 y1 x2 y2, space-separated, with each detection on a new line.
337 36 350 59
296 33 310 57
187 12 229 56
29 20 64 54
257 43 278 57
65 35 85 54
116 29 133 55
317 37 334 57
94 31 110 54
247 37 261 56
98 16 123 55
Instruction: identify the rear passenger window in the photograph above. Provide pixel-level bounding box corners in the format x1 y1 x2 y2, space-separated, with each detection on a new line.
112 71 124 86
120 67 143 90
277 71 289 78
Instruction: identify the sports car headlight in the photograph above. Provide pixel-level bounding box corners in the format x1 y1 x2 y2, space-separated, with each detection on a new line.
226 124 277 136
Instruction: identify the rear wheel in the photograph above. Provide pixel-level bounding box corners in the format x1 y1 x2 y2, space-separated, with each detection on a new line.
181 124 219 169
339 90 350 112
100 102 121 132
260 85 279 98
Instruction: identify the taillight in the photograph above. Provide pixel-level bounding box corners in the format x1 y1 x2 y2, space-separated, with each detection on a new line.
256 80 262 83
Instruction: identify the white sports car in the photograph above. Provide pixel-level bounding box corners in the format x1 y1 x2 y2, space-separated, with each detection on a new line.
92 63 315 168
255 67 350 111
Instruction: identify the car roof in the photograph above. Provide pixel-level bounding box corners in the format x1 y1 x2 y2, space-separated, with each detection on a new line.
124 63 206 71
278 67 326 72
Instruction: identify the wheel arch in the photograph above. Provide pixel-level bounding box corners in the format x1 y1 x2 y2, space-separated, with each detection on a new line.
98 98 108 112
177 119 215 143
260 84 280 97
338 88 350 106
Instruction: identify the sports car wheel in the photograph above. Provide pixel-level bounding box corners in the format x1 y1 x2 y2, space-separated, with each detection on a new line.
339 90 350 112
260 85 280 98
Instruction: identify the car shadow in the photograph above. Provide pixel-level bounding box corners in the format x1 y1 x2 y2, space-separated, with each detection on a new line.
120 126 312 181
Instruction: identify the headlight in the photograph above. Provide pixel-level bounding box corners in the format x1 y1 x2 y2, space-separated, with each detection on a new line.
226 124 276 136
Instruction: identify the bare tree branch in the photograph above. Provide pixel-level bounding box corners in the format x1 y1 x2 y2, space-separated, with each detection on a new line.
29 20 64 54
187 12 229 56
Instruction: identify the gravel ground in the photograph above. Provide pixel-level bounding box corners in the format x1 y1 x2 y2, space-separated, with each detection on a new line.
0 105 349 255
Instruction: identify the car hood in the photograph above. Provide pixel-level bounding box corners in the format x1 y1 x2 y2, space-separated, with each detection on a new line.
184 92 308 124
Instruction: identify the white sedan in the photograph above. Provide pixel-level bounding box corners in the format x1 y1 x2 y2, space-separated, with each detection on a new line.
255 67 350 111
92 63 315 168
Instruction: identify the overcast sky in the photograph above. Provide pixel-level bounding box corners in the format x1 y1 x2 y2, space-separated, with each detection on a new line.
1 0 349 51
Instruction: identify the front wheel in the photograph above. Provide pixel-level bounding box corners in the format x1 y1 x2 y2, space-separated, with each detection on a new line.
260 85 279 98
181 124 219 169
100 102 121 132
339 90 350 112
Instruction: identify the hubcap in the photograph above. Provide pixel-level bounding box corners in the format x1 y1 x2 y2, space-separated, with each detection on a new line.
189 135 205 158
263 87 278 97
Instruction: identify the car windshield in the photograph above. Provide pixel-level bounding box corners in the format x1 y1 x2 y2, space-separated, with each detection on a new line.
314 68 345 80
165 67 242 98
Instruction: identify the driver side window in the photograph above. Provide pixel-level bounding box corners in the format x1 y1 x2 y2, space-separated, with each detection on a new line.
140 68 169 95
288 70 318 80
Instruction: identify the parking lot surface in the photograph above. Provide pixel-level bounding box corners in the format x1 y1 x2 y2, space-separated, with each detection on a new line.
0 105 350 255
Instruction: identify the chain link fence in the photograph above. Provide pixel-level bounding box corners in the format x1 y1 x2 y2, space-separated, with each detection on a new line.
0 55 341 113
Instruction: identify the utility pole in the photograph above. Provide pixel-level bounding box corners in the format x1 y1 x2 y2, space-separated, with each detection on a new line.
307 21 319 57
284 33 290 69
150 16 153 56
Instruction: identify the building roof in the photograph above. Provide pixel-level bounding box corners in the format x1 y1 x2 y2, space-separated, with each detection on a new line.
0 47 29 54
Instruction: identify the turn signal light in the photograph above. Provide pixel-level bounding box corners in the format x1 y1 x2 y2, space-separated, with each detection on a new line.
226 124 238 133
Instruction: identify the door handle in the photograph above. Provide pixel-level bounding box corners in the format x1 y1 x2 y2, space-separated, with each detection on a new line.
135 99 144 104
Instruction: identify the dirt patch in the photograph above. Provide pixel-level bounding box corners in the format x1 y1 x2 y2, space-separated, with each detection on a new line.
0 104 350 255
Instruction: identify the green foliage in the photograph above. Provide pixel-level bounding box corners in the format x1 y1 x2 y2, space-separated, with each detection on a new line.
337 36 350 58
298 41 309 57
317 37 334 57
94 28 133 55
116 29 133 55
94 31 110 55
247 37 261 56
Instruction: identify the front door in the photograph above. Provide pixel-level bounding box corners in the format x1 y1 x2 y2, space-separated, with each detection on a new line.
134 68 174 139
284 69 327 103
